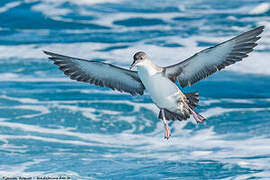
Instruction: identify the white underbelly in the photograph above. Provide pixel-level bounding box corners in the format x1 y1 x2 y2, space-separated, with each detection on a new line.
139 72 180 109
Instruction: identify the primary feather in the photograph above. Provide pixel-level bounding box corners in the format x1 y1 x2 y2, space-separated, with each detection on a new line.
164 26 264 88
44 51 145 96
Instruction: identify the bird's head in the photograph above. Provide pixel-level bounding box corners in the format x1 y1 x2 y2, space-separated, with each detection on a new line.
130 51 149 70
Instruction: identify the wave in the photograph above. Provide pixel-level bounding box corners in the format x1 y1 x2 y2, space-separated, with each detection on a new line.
0 1 21 13
1 83 270 178
1 118 270 179
249 3 270 15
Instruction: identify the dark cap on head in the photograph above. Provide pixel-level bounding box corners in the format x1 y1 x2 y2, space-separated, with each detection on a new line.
130 51 147 70
133 51 147 61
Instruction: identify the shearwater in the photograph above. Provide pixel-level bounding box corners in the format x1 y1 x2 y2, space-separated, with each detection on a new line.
44 26 264 139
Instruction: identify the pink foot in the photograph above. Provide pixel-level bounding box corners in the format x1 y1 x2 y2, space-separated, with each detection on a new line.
164 122 171 140
188 106 205 123
161 109 171 140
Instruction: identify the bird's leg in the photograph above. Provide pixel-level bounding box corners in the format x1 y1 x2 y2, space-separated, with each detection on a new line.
187 106 205 123
161 109 171 139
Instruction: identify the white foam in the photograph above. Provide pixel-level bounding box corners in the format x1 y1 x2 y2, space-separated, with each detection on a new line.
79 89 120 95
223 98 253 104
0 158 78 177
222 170 270 180
81 111 97 121
0 143 28 153
190 150 213 157
15 105 50 118
1 106 270 175
0 42 109 59
25 0 120 6
0 158 46 177
0 74 71 82
28 0 122 23
32 2 71 16
0 1 21 13
88 11 181 28
201 99 221 106
0 73 19 79
0 95 39 104
202 98 253 106
227 51 270 75
249 3 270 15
203 106 270 118
0 105 50 119
1 134 98 146
0 119 126 145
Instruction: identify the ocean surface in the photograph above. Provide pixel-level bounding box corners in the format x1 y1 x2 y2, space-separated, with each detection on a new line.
0 0 270 179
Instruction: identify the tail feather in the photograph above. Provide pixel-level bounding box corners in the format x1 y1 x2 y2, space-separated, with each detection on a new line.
158 109 188 121
185 92 199 110
187 105 206 123
185 92 205 123
158 92 204 122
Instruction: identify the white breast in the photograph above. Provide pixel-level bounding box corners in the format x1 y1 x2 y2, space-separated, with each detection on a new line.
137 64 180 109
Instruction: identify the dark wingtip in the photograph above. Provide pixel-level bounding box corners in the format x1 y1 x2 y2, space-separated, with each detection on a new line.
253 26 264 32
254 26 265 36
43 50 57 57
43 50 56 58
258 25 265 30
43 50 53 62
43 51 58 63
43 50 50 55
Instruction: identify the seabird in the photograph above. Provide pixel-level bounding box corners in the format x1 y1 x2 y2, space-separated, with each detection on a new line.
44 26 264 139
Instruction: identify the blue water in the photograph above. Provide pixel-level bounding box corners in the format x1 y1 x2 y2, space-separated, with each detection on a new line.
0 0 270 179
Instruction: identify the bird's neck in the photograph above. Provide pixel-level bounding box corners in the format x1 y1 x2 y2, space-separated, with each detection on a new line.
137 59 162 76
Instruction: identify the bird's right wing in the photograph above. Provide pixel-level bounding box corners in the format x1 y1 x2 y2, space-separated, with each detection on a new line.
44 51 145 96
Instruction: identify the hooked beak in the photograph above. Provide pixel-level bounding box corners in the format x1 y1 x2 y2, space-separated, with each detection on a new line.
129 61 137 70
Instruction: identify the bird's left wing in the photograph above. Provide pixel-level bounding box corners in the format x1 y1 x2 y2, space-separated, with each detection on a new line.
163 26 264 88
44 51 145 96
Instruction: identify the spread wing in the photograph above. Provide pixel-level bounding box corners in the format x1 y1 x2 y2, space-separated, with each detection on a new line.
164 26 264 88
44 51 145 96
